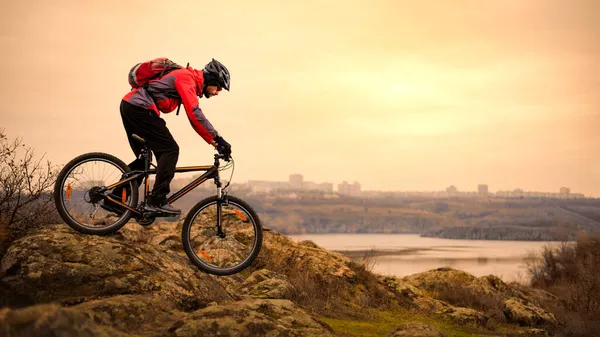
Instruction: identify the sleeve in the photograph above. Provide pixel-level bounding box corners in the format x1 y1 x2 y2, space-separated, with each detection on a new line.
174 72 218 144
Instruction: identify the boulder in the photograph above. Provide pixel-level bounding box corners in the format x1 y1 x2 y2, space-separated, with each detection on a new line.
503 297 556 328
440 306 489 327
238 269 298 300
404 267 512 299
379 275 426 300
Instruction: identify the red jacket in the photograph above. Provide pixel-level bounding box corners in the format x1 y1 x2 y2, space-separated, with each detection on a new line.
123 67 217 144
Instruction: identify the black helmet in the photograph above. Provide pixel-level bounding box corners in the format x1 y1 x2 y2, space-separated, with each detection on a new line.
203 58 230 91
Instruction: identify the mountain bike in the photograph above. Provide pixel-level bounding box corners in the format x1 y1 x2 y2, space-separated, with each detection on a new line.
53 134 263 275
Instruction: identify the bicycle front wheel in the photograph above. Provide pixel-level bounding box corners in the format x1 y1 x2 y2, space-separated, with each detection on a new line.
53 152 139 235
182 195 263 276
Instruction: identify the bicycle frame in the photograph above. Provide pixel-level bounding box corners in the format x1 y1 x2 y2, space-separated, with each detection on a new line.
104 147 225 217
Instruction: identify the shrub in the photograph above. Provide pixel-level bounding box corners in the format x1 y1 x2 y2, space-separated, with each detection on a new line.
0 130 59 257
529 234 600 336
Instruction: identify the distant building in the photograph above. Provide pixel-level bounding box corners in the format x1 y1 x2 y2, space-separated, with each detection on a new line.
478 184 489 197
303 181 333 193
289 174 303 189
319 182 334 193
446 185 458 196
560 187 570 195
248 180 290 193
338 181 361 196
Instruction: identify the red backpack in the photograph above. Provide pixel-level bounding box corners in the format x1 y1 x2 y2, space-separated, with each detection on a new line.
128 57 182 88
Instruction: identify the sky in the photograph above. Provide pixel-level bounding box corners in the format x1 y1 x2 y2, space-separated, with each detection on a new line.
2 0 599 195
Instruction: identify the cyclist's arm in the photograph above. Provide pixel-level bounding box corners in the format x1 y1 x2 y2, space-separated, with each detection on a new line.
174 73 218 144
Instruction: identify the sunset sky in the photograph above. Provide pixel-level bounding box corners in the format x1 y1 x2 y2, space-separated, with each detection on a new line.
2 0 599 195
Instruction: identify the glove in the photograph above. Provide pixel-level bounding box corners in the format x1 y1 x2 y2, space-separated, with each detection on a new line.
213 135 232 159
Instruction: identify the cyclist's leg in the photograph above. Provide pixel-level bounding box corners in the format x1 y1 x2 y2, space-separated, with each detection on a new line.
144 128 179 210
120 100 147 174
119 100 179 211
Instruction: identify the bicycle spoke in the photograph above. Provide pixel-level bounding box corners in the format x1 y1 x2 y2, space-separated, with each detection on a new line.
58 157 135 229
187 201 259 270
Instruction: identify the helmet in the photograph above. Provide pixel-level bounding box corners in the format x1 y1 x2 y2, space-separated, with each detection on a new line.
203 58 230 91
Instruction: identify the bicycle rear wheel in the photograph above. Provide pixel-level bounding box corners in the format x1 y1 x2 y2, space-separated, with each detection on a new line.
182 195 263 275
53 152 139 235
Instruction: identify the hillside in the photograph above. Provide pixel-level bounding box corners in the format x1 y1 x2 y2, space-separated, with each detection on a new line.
0 221 566 336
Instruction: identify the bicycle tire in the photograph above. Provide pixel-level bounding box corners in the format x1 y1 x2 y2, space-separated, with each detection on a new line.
53 152 139 235
182 195 263 275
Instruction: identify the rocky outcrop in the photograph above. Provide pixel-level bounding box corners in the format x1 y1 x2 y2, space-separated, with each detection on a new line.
0 223 563 336
0 225 233 310
165 299 333 337
379 274 489 326
404 267 507 297
0 298 334 337
256 229 355 279
0 303 131 337
404 267 555 328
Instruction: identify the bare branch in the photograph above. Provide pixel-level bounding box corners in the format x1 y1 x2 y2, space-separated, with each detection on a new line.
0 129 59 254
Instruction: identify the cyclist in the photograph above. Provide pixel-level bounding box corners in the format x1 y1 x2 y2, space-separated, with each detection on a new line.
118 58 232 215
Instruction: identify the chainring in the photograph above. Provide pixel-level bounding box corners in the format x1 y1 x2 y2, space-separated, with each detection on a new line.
135 214 156 226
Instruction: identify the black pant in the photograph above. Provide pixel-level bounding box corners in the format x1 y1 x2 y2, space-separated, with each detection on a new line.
120 100 179 205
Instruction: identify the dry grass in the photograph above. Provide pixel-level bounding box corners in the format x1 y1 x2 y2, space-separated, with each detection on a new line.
528 234 600 336
251 243 396 318
429 280 506 322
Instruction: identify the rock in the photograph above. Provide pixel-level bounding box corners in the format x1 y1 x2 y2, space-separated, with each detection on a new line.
403 268 519 315
298 240 319 248
238 269 299 300
378 274 489 327
166 299 334 337
0 225 233 310
479 275 511 293
72 294 186 336
148 233 182 250
379 275 426 300
503 297 556 328
404 268 511 299
442 306 488 326
388 322 446 337
0 297 335 337
404 268 479 288
258 230 355 279
0 303 131 337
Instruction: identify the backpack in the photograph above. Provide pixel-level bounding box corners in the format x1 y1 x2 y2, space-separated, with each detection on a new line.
128 57 182 89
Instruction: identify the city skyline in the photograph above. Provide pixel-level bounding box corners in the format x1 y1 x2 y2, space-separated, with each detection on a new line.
176 173 587 197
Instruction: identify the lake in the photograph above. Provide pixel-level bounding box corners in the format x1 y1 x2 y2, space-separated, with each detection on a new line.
288 233 561 283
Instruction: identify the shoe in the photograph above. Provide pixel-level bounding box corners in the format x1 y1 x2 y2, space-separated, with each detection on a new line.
144 202 181 216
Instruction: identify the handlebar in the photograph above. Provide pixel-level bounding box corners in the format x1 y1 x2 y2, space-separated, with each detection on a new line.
214 153 231 162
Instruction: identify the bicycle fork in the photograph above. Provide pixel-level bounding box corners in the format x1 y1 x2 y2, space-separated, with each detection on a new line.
215 179 227 238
